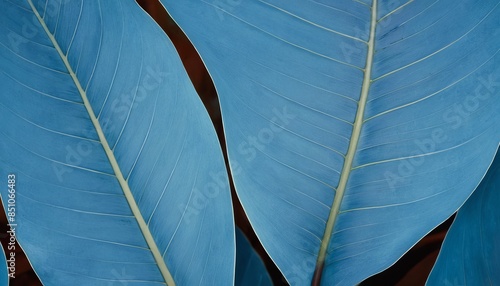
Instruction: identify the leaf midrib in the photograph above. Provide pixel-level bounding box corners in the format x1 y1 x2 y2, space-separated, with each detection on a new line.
27 1 175 285
313 0 378 283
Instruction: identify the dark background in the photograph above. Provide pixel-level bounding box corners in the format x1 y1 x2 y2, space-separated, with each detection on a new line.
0 1 455 285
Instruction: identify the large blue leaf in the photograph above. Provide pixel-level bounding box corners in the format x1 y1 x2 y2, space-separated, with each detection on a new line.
427 146 500 285
161 0 500 284
0 0 234 285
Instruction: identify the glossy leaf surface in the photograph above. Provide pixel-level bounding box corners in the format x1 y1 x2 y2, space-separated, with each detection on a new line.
0 0 234 285
162 0 500 284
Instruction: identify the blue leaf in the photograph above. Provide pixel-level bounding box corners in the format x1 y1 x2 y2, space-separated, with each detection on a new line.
161 0 500 284
427 147 500 285
236 228 273 286
0 0 234 285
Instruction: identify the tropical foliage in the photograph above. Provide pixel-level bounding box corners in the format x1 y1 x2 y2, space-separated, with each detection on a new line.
0 0 498 285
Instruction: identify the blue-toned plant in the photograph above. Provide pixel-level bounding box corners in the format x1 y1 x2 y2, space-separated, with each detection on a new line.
0 0 233 285
0 0 499 285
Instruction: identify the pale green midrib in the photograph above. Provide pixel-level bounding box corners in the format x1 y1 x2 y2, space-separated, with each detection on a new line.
27 1 175 285
315 0 377 272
